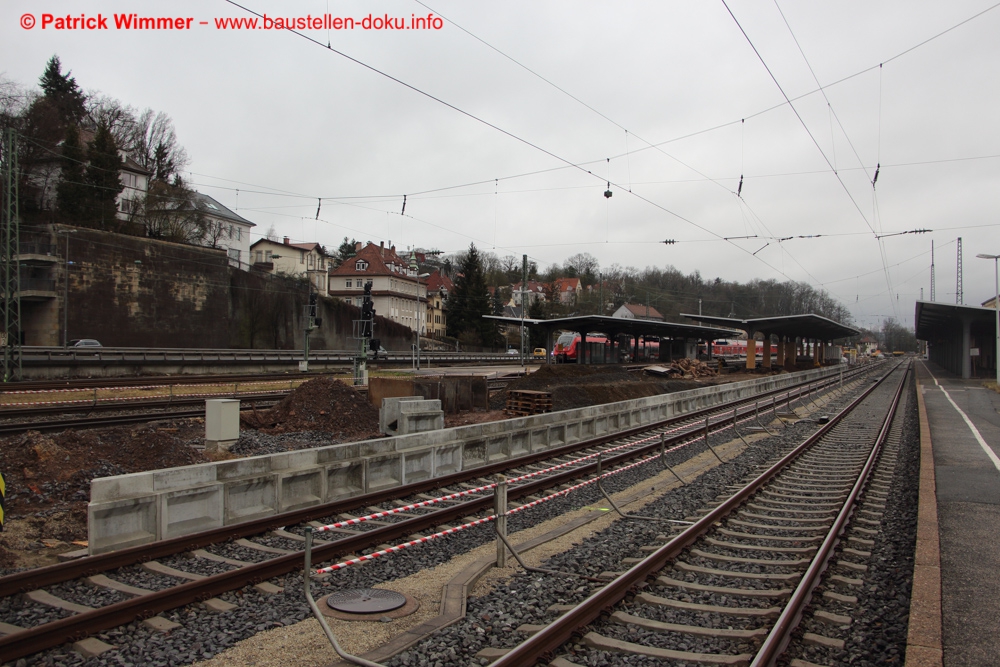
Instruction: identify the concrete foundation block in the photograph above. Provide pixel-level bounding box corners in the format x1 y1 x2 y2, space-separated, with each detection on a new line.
278 468 325 513
326 460 365 500
89 495 158 555
224 476 277 523
160 484 224 540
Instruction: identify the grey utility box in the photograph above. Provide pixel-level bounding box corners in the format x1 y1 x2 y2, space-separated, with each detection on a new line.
205 399 240 452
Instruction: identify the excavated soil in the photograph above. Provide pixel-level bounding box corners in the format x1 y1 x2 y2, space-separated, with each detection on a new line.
0 420 210 570
240 377 380 439
489 363 746 412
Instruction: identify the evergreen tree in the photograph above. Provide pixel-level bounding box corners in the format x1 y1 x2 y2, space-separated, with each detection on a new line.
55 124 88 221
84 122 123 229
38 56 86 126
447 243 495 346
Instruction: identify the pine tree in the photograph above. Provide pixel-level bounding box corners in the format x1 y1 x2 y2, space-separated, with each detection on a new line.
55 124 89 221
39 55 86 126
447 243 495 346
84 122 123 229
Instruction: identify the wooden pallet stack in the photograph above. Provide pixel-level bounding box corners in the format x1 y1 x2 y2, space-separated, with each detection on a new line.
504 390 553 416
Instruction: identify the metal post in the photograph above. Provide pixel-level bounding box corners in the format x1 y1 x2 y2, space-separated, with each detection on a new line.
495 475 507 568
704 416 723 463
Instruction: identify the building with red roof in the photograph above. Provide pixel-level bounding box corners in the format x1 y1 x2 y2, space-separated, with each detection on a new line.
328 241 427 333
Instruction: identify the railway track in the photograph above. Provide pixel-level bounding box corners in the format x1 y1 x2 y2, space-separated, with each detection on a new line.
487 360 909 667
0 396 287 435
0 363 882 663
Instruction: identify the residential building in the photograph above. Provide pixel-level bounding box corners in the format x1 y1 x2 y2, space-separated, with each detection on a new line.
982 296 998 309
510 280 546 306
613 303 664 321
552 277 582 304
187 193 255 270
27 126 151 222
250 236 331 292
424 269 454 338
328 241 426 332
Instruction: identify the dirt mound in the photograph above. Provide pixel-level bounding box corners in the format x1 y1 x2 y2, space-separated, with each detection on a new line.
241 376 381 439
0 420 210 568
491 364 706 412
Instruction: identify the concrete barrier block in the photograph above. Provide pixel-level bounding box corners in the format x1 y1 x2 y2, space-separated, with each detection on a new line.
278 469 325 512
270 450 318 472
358 439 395 457
160 484 224 539
510 431 529 457
582 419 596 438
403 449 433 484
463 439 487 468
153 466 217 492
530 428 547 451
434 443 462 476
326 460 365 500
89 496 158 555
316 443 359 463
90 472 154 503
367 454 402 492
216 457 271 481
487 435 509 462
565 421 580 444
595 416 608 435
398 407 444 434
549 425 565 447
224 476 277 523
381 396 424 434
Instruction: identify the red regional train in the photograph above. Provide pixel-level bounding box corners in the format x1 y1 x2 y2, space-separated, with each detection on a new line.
553 333 660 363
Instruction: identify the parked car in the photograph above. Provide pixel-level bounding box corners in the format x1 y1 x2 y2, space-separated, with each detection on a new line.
533 348 547 358
506 348 519 355
69 339 102 348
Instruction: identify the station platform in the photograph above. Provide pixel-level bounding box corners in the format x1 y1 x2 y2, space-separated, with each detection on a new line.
910 361 1000 667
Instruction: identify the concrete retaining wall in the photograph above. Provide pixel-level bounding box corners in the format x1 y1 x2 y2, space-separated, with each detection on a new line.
87 367 838 554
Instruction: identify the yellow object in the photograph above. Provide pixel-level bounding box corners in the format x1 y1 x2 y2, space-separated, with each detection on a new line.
533 348 546 358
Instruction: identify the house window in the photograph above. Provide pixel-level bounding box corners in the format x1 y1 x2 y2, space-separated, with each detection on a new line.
355 260 368 271
346 280 352 288
265 250 273 262
228 248 240 263
236 227 241 241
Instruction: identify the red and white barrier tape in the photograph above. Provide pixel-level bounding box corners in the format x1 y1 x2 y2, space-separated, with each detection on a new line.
315 514 498 573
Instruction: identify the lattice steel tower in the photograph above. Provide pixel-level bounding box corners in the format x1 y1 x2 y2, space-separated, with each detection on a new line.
956 237 963 305
1 128 22 382
930 240 936 302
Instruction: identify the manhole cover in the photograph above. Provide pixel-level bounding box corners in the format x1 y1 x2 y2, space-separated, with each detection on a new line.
326 588 407 614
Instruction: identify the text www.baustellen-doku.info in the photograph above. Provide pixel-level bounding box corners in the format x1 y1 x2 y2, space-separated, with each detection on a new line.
18 12 444 32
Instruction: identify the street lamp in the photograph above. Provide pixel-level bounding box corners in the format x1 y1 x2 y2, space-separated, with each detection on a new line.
976 253 1000 386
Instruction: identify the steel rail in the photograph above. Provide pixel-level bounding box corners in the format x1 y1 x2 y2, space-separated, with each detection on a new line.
751 360 909 666
0 364 863 598
0 366 873 661
491 363 901 667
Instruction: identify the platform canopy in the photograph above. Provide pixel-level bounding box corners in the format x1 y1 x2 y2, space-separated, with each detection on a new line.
483 314 742 341
679 313 859 341
915 300 998 379
915 301 997 341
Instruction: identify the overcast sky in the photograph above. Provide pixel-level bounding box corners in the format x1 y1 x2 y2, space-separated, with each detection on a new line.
4 0 1000 330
